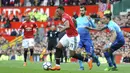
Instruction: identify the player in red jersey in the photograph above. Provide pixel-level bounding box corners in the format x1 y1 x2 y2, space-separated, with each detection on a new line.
19 15 38 66
51 6 89 70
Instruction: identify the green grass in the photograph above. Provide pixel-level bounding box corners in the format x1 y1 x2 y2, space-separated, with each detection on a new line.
0 61 130 73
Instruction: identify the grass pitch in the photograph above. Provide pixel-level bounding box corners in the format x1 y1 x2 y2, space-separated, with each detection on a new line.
0 61 130 73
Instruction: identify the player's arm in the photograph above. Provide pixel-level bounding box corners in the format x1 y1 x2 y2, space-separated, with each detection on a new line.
103 30 117 52
85 26 107 31
59 20 70 32
85 16 107 31
110 30 117 43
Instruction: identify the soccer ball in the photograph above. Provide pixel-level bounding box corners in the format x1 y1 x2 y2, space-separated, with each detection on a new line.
43 62 52 70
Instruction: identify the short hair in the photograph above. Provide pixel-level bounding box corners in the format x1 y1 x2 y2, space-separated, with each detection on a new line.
104 14 111 20
57 6 64 11
80 5 86 11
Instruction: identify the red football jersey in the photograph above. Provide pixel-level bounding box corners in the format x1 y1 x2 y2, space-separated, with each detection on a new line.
62 13 78 37
20 21 38 38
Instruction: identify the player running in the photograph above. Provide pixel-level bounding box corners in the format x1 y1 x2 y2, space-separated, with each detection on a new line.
86 14 125 71
50 6 90 71
20 15 38 66
76 6 100 70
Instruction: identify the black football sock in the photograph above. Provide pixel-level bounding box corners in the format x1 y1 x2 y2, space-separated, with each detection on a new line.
30 48 34 56
50 53 52 62
72 54 88 62
24 49 28 62
55 47 62 65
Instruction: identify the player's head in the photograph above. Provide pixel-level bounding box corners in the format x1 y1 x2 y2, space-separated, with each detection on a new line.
80 6 86 17
50 25 56 31
26 15 30 21
101 14 111 24
55 6 64 17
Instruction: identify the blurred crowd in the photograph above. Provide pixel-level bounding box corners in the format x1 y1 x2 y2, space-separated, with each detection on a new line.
113 12 130 27
0 0 122 7
0 23 130 63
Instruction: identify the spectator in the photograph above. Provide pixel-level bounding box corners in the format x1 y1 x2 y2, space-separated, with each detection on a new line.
40 0 48 6
10 0 15 6
70 0 79 5
9 11 14 21
30 0 35 6
17 12 23 22
123 53 130 63
14 0 20 6
38 24 45 43
87 0 96 5
126 19 130 27
47 16 53 21
54 0 60 6
10 29 17 36
39 13 48 22
34 9 43 21
24 0 31 6
2 0 9 6
79 0 86 5
48 0 55 6
4 18 11 28
11 15 19 22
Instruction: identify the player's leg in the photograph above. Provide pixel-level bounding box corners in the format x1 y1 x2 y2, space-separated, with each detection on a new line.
76 40 84 70
29 38 35 62
84 41 94 70
63 48 67 63
22 39 29 66
78 60 84 70
91 53 100 66
90 44 100 66
60 48 63 63
50 42 63 70
104 51 113 71
51 35 68 70
29 47 34 62
110 41 125 71
47 42 53 62
23 49 28 66
109 53 117 69
69 35 89 69
69 36 88 62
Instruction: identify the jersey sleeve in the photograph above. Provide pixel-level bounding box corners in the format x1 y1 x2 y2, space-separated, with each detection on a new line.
33 22 38 28
88 18 96 28
19 23 24 29
62 16 68 23
108 23 116 32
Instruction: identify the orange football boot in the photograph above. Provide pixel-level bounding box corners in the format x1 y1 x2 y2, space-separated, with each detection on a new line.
30 56 33 62
51 66 61 71
23 62 27 66
87 59 93 70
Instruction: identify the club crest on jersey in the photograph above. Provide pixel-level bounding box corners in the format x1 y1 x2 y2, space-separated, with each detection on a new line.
31 24 33 27
62 18 66 22
25 25 27 28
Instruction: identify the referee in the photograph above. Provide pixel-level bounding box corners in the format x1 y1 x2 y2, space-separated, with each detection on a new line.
47 25 59 62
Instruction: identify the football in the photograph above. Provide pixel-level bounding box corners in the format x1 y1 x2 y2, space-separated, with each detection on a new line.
43 62 52 70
